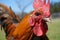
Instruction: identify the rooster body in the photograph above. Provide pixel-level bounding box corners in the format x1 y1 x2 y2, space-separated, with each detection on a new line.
12 14 33 40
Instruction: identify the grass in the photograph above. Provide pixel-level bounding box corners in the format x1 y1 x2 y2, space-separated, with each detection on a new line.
0 18 60 40
47 18 60 40
0 29 6 40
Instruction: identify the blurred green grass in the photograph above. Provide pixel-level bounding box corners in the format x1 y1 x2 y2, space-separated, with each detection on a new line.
0 18 60 40
47 18 60 40
0 29 6 40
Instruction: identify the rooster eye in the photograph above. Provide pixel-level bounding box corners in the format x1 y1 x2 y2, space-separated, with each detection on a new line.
35 12 41 16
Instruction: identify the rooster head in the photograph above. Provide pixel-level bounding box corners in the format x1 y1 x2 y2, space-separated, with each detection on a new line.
33 0 50 18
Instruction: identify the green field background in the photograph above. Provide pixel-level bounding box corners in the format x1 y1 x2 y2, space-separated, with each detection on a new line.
0 18 60 40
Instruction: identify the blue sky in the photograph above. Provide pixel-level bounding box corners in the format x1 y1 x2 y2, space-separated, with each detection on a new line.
0 0 60 13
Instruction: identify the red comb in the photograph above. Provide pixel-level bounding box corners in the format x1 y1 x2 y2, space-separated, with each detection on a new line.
33 0 50 17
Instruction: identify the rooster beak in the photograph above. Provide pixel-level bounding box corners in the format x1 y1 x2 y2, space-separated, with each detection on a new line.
43 17 52 22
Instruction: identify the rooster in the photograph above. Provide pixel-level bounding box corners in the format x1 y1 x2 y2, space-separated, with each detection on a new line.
0 0 51 40
29 0 51 40
0 3 33 40
13 0 51 40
